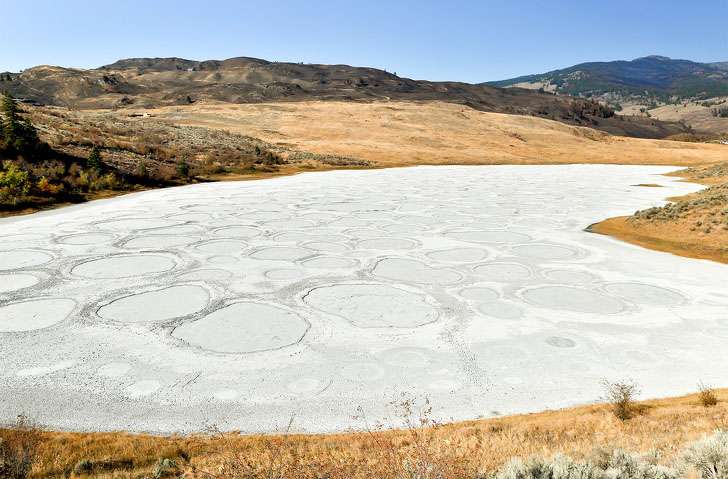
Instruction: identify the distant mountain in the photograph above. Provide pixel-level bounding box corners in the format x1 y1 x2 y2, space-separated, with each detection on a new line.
488 56 728 101
0 56 691 139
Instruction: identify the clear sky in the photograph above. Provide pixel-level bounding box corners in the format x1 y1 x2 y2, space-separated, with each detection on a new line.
2 0 726 83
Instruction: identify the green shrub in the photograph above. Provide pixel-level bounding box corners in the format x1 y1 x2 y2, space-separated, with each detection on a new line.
176 158 190 178
0 162 30 203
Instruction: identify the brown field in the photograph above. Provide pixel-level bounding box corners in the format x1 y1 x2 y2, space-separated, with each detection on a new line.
3 389 726 478
144 100 728 167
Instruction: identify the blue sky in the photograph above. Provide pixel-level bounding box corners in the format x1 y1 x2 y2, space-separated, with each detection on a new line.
2 0 726 82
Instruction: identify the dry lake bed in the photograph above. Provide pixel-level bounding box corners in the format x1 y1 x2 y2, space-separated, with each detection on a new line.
1 165 727 433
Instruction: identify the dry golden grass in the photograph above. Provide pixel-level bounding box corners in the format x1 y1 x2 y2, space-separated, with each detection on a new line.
5 389 726 478
590 215 728 264
591 165 728 264
144 100 728 167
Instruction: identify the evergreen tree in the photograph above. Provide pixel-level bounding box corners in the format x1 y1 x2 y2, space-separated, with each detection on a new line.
176 158 190 178
1 92 20 146
87 145 102 171
0 92 41 157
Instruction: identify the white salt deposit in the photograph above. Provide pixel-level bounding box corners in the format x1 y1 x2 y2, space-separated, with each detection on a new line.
97 285 209 323
1 165 727 434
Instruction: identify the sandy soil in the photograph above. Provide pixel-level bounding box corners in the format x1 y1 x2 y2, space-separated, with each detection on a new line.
2 165 728 435
144 101 728 167
590 216 728 264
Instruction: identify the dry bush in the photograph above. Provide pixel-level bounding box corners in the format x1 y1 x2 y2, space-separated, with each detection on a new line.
602 379 641 421
191 417 309 479
698 382 719 408
352 394 471 479
0 415 42 479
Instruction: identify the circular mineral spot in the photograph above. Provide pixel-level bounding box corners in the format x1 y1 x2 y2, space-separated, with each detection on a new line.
0 250 53 270
329 217 370 228
301 256 358 269
123 235 198 249
58 233 115 245
16 360 75 377
168 212 212 222
545 336 577 348
195 239 247 254
477 301 523 320
543 269 597 284
98 285 209 323
303 284 439 328
97 362 132 378
287 378 323 394
460 287 499 302
127 380 161 398
303 241 350 254
380 224 427 234
345 228 387 240
264 268 303 280
97 218 179 231
357 238 417 250
503 376 524 385
426 248 488 263
178 269 234 282
0 298 76 332
380 347 433 368
473 263 531 282
603 282 685 306
214 389 240 401
339 362 385 381
212 226 261 238
72 255 176 279
522 286 624 314
250 247 312 261
188 204 232 213
373 258 462 285
264 219 314 229
428 378 462 391
207 255 238 265
447 230 532 244
398 215 439 226
512 244 577 260
278 232 348 243
243 210 287 220
0 234 44 247
147 224 202 235
0 273 40 293
172 302 309 353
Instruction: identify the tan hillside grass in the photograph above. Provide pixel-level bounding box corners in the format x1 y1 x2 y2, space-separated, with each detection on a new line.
144 100 728 167
3 389 726 478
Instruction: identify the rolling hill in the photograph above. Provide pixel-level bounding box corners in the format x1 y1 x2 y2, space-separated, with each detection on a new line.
0 56 692 139
489 55 728 102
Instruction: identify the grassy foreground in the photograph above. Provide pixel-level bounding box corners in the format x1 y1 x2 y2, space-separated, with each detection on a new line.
1 389 726 478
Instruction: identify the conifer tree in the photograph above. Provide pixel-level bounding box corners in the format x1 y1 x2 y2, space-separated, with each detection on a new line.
87 145 102 171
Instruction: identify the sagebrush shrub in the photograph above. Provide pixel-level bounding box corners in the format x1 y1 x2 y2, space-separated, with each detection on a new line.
680 430 728 479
